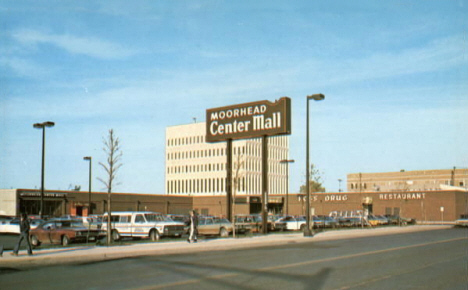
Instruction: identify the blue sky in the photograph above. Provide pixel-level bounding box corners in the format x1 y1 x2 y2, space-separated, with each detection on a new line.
1 1 467 194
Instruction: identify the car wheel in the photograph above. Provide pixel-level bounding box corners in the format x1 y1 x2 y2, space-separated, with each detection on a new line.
30 235 40 247
219 227 229 238
150 229 160 241
112 230 120 241
62 235 70 246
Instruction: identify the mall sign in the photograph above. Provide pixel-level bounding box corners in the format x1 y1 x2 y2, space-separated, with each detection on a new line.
206 97 291 142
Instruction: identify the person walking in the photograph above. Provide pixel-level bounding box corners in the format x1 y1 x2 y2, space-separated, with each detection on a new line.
11 213 33 256
187 210 198 243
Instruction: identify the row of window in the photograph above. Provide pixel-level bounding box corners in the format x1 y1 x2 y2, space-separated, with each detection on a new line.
167 135 206 147
350 183 367 190
166 174 288 195
168 163 226 174
167 147 227 160
167 145 288 161
167 135 288 148
350 180 467 191
167 159 290 175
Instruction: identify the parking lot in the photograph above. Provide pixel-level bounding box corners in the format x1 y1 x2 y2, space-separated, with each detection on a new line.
0 212 427 255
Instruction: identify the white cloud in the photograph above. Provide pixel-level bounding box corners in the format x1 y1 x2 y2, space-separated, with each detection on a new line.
12 29 136 59
0 56 51 78
296 34 466 87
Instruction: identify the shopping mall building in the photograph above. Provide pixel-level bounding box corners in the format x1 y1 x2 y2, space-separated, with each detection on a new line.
1 186 467 223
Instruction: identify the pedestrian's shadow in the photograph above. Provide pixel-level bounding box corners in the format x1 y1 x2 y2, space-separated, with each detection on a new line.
145 257 333 290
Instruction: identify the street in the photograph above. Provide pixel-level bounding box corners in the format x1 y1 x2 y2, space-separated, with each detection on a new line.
1 227 467 290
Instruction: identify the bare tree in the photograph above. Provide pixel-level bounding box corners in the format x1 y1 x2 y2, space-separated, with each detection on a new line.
97 129 123 245
300 163 326 194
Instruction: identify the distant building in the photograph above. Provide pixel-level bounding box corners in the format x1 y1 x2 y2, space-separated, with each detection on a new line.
347 168 468 193
165 122 290 199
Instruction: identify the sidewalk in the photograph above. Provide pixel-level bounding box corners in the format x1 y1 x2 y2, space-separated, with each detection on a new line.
0 225 451 269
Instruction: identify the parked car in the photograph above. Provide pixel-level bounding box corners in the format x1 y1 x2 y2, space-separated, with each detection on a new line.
376 215 389 225
198 216 233 237
167 214 189 225
313 216 338 228
102 211 185 241
337 216 367 227
312 216 325 228
235 214 277 233
29 219 104 247
235 215 262 233
337 217 353 227
233 220 252 234
454 218 468 227
276 216 307 231
81 216 103 230
0 218 43 234
384 215 412 225
268 215 287 231
366 215 388 226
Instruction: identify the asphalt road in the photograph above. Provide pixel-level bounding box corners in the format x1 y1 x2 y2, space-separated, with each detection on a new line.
1 228 467 290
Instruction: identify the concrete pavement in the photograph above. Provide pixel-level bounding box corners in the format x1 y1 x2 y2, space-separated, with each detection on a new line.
0 225 452 269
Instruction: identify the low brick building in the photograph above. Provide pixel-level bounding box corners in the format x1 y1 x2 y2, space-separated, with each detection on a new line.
347 168 468 193
1 188 467 222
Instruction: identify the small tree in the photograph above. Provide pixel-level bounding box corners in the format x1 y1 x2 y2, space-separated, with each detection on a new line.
97 129 123 245
299 163 326 194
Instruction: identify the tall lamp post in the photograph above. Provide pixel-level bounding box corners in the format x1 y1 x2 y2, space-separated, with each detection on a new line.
33 121 55 218
305 94 324 237
280 159 295 216
83 156 92 215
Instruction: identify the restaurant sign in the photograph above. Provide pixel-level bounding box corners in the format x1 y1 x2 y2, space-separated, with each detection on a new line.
206 97 291 142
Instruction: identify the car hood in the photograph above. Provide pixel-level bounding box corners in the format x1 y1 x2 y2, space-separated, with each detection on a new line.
151 221 184 226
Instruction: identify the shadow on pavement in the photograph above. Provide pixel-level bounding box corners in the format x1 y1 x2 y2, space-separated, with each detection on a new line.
144 257 333 290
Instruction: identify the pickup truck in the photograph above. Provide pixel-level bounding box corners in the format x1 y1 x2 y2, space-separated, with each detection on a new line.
102 211 185 241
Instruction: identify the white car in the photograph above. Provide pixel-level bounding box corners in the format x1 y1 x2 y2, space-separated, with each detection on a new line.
455 218 468 227
102 211 185 241
0 218 43 234
276 216 307 231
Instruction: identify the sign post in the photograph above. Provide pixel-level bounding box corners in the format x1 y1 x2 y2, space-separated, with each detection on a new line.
226 139 232 221
261 135 268 234
206 97 291 229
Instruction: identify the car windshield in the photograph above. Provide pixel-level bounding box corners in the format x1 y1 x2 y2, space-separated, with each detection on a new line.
145 214 169 222
268 216 279 221
251 216 262 222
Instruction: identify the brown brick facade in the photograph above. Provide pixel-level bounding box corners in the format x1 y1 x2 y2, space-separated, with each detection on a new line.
10 188 468 222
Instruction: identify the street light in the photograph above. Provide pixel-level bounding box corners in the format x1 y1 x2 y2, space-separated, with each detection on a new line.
305 94 324 237
338 179 343 192
33 121 55 218
280 159 295 216
83 156 92 215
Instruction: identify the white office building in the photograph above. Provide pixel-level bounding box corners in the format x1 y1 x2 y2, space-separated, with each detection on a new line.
165 122 290 196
